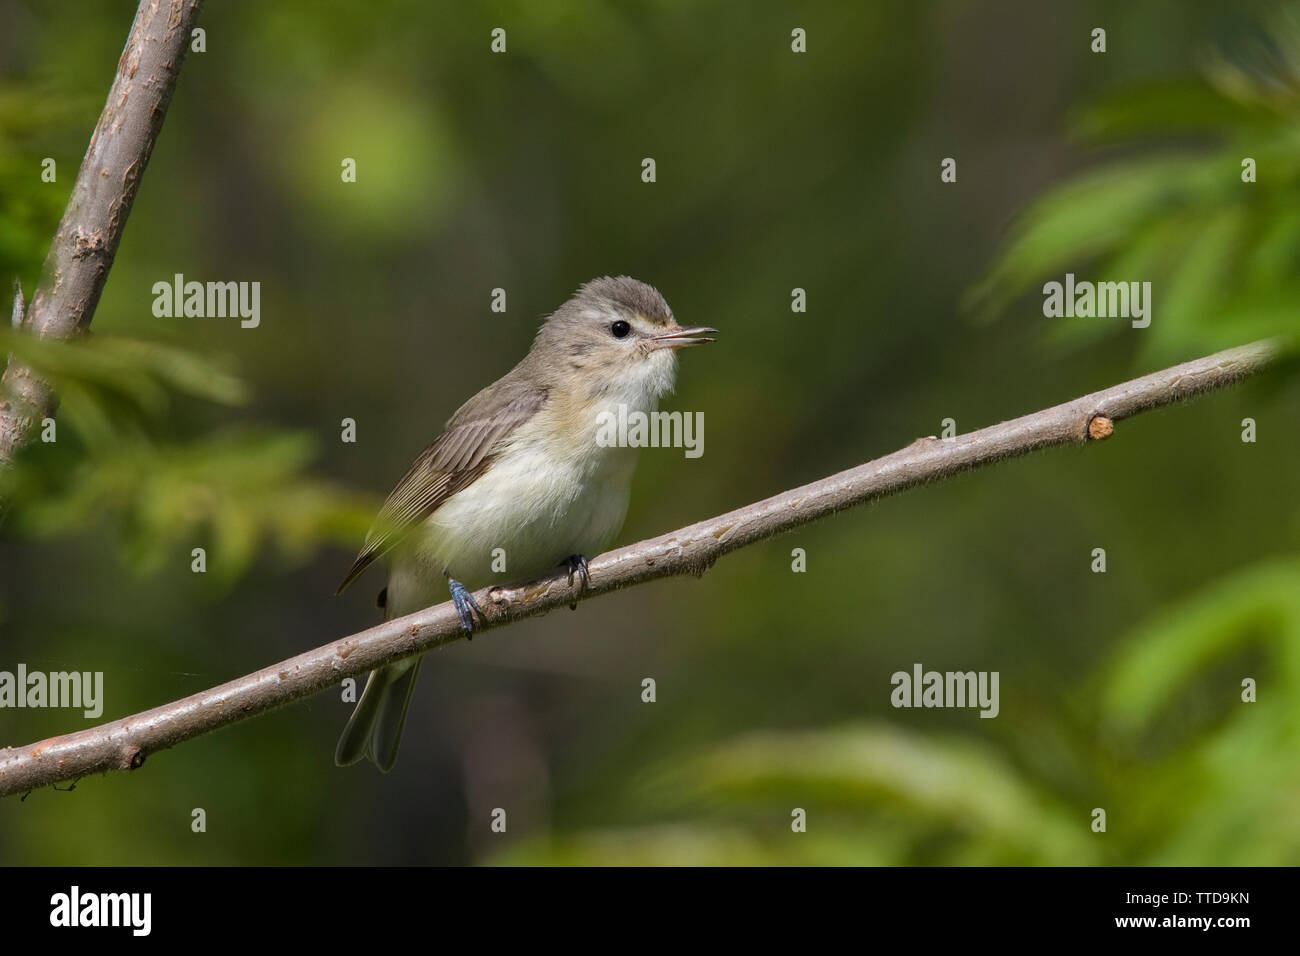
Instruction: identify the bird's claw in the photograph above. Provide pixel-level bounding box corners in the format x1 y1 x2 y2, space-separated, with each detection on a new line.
563 554 590 610
447 576 484 638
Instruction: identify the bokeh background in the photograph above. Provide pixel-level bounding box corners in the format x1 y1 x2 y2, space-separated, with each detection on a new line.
1 0 1297 865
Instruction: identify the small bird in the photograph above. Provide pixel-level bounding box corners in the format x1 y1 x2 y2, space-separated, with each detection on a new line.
335 276 716 771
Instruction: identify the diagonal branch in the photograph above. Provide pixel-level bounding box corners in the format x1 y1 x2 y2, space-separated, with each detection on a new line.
0 0 205 473
0 339 1281 797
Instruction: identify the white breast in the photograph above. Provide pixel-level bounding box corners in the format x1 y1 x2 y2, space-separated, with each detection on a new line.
385 406 643 616
382 347 681 617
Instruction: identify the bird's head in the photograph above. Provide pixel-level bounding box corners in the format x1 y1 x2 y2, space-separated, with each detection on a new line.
529 276 717 405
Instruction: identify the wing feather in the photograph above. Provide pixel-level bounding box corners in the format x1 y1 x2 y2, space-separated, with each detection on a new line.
336 379 546 594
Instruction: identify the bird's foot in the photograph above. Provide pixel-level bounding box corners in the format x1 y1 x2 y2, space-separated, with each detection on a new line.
563 554 590 610
446 575 484 638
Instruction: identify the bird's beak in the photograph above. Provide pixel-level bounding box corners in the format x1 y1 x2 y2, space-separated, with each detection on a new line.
650 324 719 350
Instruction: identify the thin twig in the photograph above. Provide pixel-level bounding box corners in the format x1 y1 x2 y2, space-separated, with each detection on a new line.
0 0 205 472
0 339 1280 797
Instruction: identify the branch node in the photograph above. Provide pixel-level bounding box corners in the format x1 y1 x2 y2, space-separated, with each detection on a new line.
70 228 108 260
1087 415 1114 441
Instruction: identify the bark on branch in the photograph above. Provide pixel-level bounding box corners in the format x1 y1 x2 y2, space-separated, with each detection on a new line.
0 0 205 470
0 339 1280 797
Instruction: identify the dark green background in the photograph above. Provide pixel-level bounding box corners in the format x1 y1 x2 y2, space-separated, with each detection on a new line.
0 0 1296 865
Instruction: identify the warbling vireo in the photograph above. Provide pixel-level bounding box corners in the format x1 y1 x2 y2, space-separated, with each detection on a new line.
335 276 716 770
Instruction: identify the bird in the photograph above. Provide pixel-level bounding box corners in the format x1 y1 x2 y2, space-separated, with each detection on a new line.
334 276 717 771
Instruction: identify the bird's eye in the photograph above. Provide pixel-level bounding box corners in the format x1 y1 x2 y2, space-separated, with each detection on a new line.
610 320 631 339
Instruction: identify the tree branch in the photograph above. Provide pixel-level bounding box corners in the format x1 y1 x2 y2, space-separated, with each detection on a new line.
0 0 205 471
0 339 1280 797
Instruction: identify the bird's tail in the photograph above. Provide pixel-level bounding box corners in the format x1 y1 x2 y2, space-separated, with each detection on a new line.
334 658 423 772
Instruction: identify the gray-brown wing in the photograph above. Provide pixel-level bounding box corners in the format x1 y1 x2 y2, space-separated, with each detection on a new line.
336 381 546 594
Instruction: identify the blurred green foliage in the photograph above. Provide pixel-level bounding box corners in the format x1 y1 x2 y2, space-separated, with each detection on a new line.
504 558 1300 864
0 328 372 587
970 6 1300 360
0 0 1295 866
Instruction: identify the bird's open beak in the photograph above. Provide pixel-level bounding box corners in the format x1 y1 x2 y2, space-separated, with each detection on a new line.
651 324 719 350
